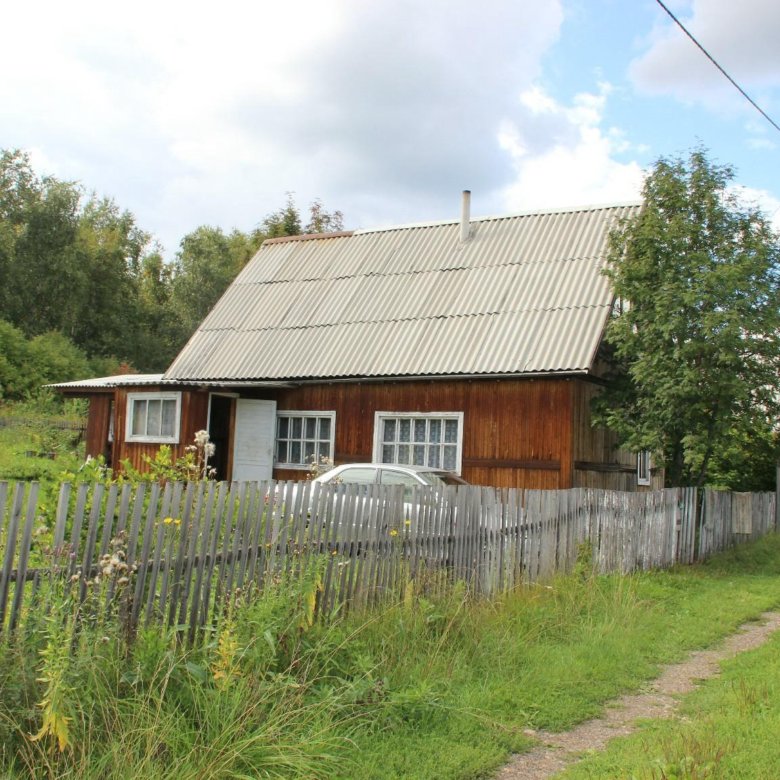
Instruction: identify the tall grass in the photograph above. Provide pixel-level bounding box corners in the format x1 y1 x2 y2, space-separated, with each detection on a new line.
1 535 779 779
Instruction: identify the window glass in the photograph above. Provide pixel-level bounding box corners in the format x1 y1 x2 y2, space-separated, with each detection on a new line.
328 467 378 485
161 399 176 437
275 412 336 468
444 419 458 443
375 413 463 474
127 393 181 443
380 469 420 502
637 451 651 485
276 441 288 464
147 399 162 436
443 445 457 471
132 400 147 437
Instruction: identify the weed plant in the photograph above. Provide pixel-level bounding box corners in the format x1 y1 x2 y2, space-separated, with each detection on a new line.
0 535 778 779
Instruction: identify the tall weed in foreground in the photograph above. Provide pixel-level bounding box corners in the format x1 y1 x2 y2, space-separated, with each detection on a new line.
0 562 358 779
2 535 780 779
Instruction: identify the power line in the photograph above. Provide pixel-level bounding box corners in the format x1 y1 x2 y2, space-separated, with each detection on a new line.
654 0 780 134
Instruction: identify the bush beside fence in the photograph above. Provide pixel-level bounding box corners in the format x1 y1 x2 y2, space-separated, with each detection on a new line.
0 480 775 643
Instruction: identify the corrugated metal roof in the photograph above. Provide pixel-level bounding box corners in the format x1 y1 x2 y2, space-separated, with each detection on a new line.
47 374 168 390
165 203 640 382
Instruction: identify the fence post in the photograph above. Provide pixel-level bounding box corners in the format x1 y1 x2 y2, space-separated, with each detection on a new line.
776 462 779 531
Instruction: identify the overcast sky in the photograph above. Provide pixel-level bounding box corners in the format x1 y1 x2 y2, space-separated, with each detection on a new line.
2 0 779 257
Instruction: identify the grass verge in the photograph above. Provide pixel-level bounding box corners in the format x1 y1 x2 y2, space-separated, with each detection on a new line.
1 534 778 779
560 612 780 779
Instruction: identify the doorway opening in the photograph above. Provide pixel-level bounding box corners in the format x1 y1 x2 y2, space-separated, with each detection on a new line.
207 395 233 480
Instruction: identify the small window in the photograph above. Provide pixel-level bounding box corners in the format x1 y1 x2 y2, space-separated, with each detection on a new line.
275 412 335 469
373 412 464 474
637 451 651 486
126 392 181 443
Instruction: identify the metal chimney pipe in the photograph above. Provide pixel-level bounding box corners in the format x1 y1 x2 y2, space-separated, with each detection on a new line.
460 190 471 243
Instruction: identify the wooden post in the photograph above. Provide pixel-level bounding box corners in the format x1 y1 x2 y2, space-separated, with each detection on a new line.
776 462 779 531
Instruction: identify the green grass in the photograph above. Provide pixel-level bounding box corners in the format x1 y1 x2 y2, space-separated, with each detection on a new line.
336 537 780 779
2 527 779 779
0 401 85 483
559 615 780 779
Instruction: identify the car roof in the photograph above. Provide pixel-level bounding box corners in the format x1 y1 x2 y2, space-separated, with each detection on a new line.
327 463 449 474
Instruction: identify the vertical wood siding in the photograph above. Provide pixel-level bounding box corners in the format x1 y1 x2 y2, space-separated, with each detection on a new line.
108 377 659 491
112 388 210 473
571 381 665 491
84 394 112 461
273 378 574 489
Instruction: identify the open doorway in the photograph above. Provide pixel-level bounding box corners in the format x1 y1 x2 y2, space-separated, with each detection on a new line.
207 394 233 481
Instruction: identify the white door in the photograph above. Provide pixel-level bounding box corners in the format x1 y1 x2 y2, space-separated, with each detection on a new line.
232 399 277 482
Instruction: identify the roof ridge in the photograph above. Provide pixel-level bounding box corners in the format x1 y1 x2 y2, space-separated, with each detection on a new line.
351 201 642 236
263 230 354 245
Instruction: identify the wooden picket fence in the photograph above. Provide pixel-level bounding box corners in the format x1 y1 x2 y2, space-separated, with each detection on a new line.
0 480 775 643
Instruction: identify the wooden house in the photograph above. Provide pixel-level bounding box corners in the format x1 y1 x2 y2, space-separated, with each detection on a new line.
54 197 661 490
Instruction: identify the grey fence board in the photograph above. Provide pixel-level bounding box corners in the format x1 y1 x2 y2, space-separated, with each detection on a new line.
0 481 776 643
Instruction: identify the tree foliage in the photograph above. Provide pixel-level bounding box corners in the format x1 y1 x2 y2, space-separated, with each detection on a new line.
0 320 105 400
0 149 345 393
595 149 780 489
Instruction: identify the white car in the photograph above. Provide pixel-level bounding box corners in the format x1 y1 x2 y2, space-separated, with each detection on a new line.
311 462 468 500
270 463 468 533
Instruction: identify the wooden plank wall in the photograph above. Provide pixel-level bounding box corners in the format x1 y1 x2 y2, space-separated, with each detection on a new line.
571 381 665 491
112 388 210 473
107 377 663 492
273 377 574 489
84 394 112 461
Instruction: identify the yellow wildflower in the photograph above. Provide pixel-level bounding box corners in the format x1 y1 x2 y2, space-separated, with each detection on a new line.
389 529 399 537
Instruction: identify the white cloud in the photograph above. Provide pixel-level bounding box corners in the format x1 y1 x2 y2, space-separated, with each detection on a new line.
500 84 644 211
630 0 780 107
730 185 780 233
0 0 569 252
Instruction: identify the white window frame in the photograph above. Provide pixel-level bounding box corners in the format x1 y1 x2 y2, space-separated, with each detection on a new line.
125 392 181 444
275 411 336 470
373 411 464 475
637 450 651 486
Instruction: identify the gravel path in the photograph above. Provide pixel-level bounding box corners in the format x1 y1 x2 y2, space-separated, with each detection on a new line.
492 611 780 780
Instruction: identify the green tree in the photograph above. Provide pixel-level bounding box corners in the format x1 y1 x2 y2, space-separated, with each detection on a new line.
169 226 258 342
594 149 780 489
70 196 153 362
305 198 344 234
0 151 81 335
260 193 344 238
0 321 95 399
261 193 302 238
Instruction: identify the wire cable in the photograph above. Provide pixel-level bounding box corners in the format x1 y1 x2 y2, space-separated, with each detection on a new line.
654 0 780 134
